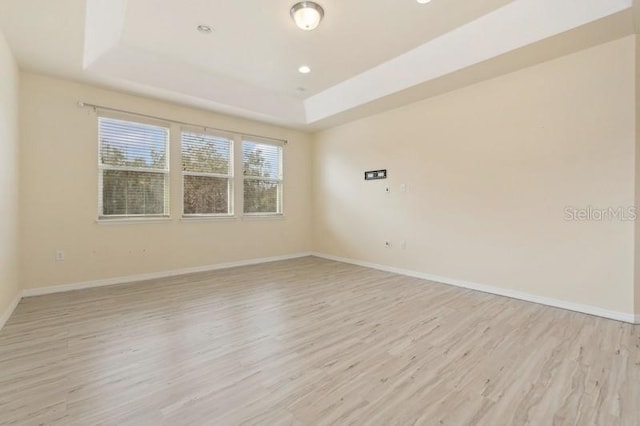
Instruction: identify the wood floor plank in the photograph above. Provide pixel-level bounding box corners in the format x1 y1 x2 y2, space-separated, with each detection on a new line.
0 256 638 425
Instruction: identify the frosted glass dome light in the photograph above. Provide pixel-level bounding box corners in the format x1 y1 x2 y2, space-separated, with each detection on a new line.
291 2 325 31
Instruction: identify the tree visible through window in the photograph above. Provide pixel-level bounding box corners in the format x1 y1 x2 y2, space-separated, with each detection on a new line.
243 140 283 215
182 130 233 216
98 117 170 218
97 116 285 220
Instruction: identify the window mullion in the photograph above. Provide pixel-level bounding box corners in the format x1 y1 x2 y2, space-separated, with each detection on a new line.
183 171 232 179
243 176 282 182
101 165 168 174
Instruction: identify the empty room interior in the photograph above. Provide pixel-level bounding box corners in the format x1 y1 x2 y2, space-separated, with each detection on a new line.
1 0 640 424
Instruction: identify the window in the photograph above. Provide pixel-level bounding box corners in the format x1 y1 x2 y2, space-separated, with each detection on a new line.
242 139 283 215
96 110 285 221
181 130 233 216
98 116 170 219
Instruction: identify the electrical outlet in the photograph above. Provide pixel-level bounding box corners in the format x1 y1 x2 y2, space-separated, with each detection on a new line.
385 240 392 249
55 250 65 261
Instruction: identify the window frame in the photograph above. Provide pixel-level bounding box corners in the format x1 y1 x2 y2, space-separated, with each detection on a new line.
180 127 235 218
97 113 171 221
241 137 284 217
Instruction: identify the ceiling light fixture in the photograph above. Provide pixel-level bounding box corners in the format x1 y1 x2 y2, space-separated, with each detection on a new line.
290 2 325 31
298 65 311 74
197 24 212 34
417 0 432 3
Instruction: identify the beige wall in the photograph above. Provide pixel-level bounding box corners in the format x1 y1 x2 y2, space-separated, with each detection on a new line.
19 73 312 289
313 36 636 315
0 29 20 315
13 36 640 318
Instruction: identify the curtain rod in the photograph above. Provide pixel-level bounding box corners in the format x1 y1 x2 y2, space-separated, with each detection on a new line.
76 101 288 145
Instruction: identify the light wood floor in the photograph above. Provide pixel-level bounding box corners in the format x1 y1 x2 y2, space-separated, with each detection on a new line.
0 257 638 425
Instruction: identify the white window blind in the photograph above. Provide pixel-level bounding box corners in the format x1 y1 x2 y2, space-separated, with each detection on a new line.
242 139 283 215
98 116 170 218
182 130 234 216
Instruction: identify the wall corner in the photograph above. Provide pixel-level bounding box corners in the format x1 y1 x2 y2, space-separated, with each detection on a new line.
635 34 640 317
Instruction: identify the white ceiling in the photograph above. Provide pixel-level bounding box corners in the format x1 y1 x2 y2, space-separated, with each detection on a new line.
121 0 511 98
0 0 635 129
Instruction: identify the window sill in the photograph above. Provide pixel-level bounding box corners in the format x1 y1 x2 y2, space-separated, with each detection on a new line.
181 215 237 223
242 214 285 221
96 217 172 225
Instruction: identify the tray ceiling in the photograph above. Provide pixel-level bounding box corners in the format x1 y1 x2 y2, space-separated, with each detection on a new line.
0 0 634 128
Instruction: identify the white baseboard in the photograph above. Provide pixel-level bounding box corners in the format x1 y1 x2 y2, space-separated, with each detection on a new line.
311 252 639 325
22 252 313 297
0 291 22 332
12 251 640 326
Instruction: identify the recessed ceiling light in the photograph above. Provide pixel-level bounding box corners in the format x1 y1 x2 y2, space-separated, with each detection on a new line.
197 24 213 34
298 65 311 74
417 0 432 3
